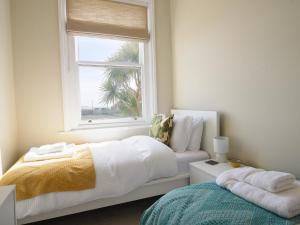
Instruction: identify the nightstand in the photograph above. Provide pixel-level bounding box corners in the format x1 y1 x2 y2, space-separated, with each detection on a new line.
189 160 240 184
0 185 17 225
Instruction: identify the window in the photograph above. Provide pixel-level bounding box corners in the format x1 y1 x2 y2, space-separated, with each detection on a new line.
78 36 144 123
59 0 156 131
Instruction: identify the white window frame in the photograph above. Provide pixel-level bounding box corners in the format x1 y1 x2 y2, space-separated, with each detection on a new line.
58 0 157 131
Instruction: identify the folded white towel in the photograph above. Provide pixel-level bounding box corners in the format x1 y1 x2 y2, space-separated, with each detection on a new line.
244 170 296 193
24 144 75 162
216 167 264 186
217 178 300 218
29 142 67 155
217 167 296 193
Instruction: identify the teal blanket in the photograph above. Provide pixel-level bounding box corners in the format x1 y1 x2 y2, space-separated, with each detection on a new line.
140 182 300 225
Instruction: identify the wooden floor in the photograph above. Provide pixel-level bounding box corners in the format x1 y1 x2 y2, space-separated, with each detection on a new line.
29 197 159 225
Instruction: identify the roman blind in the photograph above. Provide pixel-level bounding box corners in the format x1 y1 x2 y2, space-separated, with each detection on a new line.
66 0 149 40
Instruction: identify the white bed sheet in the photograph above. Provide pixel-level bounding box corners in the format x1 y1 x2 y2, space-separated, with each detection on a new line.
175 150 209 173
16 136 178 220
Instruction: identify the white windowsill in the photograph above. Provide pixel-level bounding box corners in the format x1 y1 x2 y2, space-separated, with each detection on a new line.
59 123 151 134
59 123 150 143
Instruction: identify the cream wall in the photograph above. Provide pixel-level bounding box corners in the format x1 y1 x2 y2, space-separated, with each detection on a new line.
11 0 173 154
170 0 300 177
155 0 173 114
0 0 18 173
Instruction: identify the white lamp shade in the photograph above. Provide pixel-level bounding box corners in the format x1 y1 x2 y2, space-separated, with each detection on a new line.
214 136 229 154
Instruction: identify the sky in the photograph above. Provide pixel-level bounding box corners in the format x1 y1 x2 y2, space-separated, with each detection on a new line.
79 66 107 108
78 36 125 108
78 36 126 62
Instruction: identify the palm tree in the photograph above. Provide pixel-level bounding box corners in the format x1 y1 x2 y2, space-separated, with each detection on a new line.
100 43 142 118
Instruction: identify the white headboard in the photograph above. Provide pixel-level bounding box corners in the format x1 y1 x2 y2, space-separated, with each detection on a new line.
171 109 220 158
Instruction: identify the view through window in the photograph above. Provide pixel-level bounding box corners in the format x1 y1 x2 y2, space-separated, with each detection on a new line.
76 36 144 123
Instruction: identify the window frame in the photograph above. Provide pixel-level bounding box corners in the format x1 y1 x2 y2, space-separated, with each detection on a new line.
58 0 157 131
76 37 146 126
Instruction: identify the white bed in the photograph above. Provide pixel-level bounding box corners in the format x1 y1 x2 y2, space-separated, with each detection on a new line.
17 109 219 225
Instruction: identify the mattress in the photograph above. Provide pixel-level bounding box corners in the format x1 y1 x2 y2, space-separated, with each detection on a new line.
175 150 209 173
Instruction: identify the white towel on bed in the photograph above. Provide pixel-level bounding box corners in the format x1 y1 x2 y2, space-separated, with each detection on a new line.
24 144 75 162
29 142 67 155
215 167 263 185
217 177 300 218
217 167 296 193
244 170 296 193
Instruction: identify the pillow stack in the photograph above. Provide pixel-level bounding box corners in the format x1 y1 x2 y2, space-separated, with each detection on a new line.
186 117 204 151
170 116 192 152
150 113 204 152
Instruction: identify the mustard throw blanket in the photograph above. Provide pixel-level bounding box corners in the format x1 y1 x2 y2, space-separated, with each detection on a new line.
0 146 96 201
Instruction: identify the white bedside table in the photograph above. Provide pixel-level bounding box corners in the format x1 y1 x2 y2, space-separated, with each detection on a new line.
189 160 240 184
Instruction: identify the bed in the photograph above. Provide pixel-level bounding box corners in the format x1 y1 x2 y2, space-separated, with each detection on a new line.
17 109 220 224
140 182 300 225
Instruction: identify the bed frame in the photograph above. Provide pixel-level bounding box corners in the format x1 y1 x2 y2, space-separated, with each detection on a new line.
18 110 220 225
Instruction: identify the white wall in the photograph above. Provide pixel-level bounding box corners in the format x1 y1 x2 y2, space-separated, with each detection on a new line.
11 0 173 154
170 0 300 177
0 0 18 173
155 0 173 114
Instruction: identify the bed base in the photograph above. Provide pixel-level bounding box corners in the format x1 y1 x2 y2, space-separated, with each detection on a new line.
18 173 189 225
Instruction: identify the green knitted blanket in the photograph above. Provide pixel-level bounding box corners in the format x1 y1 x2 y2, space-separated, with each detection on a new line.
140 182 300 225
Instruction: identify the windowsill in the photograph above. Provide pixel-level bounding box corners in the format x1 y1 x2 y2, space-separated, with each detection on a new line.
58 123 150 143
59 122 151 134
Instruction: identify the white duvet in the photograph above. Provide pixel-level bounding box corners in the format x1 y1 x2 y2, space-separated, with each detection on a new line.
16 136 178 219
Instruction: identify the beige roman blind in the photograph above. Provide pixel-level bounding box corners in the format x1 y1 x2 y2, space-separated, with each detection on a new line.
66 0 149 40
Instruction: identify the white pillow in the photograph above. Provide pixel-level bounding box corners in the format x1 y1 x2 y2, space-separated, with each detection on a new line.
170 116 193 152
187 117 204 151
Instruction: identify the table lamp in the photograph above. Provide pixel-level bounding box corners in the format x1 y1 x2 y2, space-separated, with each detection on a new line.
213 136 229 163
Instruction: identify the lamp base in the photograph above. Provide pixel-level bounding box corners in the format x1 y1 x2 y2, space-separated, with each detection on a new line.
216 153 228 163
